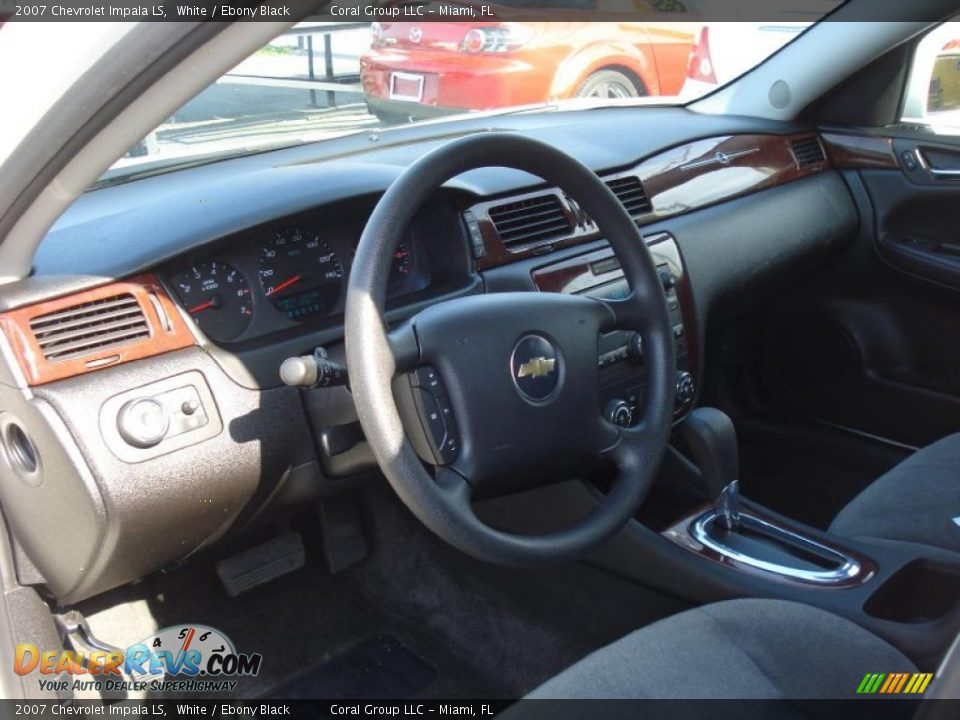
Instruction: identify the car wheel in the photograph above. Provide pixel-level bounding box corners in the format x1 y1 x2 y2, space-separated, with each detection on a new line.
576 70 642 99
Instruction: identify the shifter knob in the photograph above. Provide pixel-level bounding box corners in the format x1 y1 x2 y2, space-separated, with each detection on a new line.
681 407 739 505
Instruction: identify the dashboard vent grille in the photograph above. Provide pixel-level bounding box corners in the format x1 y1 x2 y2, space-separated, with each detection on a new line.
488 194 571 248
29 293 150 362
790 136 826 168
606 175 652 217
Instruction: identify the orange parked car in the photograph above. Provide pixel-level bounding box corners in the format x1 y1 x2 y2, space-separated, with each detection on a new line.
360 20 695 121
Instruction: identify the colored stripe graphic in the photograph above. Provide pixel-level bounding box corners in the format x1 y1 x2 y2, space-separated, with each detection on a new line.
857 672 933 694
857 673 885 694
893 673 910 693
879 674 897 693
910 673 934 694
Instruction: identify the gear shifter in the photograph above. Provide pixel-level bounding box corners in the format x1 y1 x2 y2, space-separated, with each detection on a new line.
681 407 741 530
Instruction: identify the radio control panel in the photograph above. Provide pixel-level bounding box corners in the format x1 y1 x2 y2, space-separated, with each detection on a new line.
531 232 697 424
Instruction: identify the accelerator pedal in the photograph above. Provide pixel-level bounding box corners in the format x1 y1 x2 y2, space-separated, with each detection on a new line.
215 531 305 597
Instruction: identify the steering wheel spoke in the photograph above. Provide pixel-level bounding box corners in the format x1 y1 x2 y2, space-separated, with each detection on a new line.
595 292 644 333
388 322 421 374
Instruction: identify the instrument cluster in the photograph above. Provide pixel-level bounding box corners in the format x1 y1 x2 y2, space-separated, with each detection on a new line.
165 223 427 344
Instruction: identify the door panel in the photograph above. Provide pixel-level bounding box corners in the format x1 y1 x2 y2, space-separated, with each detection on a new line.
761 135 960 447
870 138 960 289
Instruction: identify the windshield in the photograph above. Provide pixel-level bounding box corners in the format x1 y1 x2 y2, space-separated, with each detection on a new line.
103 12 839 183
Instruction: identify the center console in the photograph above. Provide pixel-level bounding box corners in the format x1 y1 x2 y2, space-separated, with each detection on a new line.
531 232 697 425
656 405 960 668
668 407 876 588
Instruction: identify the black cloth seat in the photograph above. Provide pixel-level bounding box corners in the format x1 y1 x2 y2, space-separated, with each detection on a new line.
829 433 960 554
525 599 914 699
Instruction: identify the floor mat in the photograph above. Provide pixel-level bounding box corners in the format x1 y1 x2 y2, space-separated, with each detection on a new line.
75 484 687 700
269 635 436 699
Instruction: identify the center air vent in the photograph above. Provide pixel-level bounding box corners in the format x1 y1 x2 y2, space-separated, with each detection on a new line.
29 294 149 362
790 136 826 168
488 194 571 248
605 176 652 217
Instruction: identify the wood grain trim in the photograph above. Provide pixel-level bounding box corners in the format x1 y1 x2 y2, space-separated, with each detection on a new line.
662 502 878 589
472 133 830 270
821 132 898 170
0 274 196 386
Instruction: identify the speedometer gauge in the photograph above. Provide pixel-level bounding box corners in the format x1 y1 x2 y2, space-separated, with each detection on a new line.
171 261 252 342
258 228 343 320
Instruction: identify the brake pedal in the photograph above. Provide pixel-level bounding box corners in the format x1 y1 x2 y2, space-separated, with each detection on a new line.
215 531 305 597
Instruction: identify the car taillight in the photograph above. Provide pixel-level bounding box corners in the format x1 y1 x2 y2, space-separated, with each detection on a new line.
371 22 386 48
687 26 717 84
460 25 530 53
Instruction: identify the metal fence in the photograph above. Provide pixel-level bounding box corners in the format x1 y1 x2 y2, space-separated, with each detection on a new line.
222 22 371 108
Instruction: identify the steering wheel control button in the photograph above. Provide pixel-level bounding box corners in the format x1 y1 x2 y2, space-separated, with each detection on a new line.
511 335 561 403
676 371 696 406
117 398 169 448
605 399 634 428
414 366 442 391
420 390 447 447
405 366 459 464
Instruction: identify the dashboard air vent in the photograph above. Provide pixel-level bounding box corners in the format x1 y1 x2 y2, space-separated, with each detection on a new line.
488 194 571 248
29 293 150 362
790 136 826 168
606 175 652 217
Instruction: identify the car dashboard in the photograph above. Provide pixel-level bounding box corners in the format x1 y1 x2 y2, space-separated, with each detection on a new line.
0 106 858 603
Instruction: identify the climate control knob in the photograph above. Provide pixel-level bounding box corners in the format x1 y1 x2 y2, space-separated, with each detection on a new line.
676 371 696 405
605 399 634 428
117 398 169 448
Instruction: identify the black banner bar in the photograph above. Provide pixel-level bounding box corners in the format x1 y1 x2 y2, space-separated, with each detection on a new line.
0 0 956 23
0 699 942 720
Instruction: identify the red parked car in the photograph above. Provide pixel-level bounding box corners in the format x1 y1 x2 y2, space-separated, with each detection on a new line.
360 20 695 121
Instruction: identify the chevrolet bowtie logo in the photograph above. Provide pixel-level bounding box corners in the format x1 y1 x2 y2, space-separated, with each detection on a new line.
517 356 556 379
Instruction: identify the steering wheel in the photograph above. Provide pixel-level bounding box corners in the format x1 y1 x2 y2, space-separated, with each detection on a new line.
345 133 675 566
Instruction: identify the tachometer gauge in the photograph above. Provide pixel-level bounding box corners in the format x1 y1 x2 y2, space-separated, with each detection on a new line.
258 228 343 320
171 261 253 342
